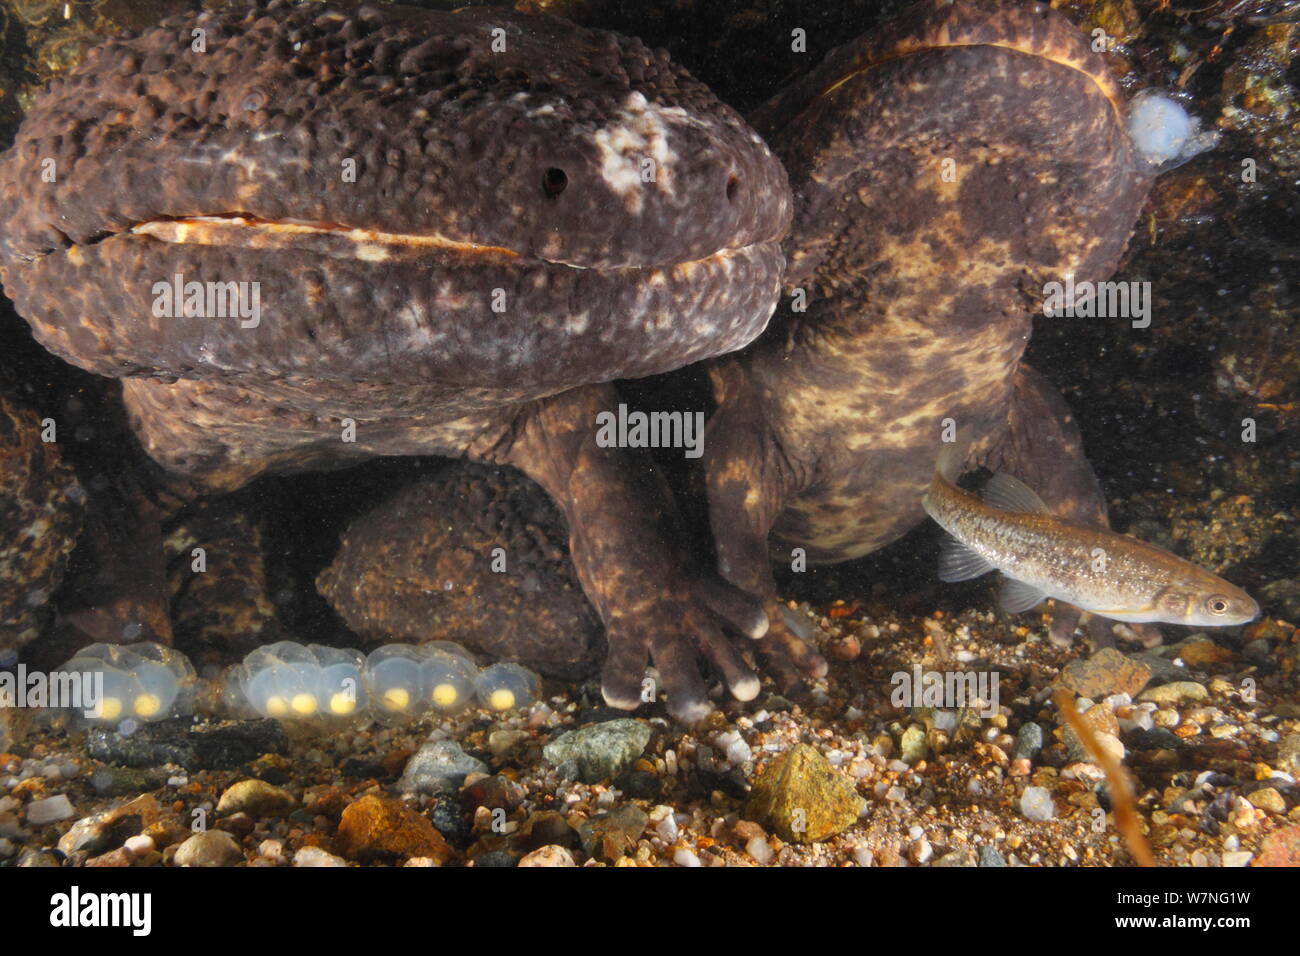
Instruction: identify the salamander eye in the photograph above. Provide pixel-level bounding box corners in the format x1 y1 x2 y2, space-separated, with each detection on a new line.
542 167 568 198
1205 595 1230 616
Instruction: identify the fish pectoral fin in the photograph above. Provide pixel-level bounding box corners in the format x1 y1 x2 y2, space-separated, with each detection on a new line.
982 473 1051 515
998 575 1047 614
938 535 995 582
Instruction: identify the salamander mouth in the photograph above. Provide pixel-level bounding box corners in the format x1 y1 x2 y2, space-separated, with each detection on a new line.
115 214 745 273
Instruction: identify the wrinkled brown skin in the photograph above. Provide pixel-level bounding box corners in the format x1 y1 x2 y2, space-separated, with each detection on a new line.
318 463 606 681
706 0 1161 655
0 1 792 721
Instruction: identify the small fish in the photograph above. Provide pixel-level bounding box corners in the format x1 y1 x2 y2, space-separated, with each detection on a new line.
921 441 1259 627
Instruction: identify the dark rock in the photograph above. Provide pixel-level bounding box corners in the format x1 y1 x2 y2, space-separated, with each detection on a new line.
427 799 471 847
1125 727 1183 751
613 769 663 800
340 757 385 779
84 717 288 770
472 849 518 867
1012 722 1044 761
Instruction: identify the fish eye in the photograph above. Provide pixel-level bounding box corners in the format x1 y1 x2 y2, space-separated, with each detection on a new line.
726 173 740 202
1205 595 1230 615
542 167 568 198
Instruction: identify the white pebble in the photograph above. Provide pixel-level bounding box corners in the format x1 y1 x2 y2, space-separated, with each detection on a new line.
746 836 773 864
655 815 679 843
853 845 874 867
293 846 348 867
25 795 75 825
1222 851 1253 868
1020 786 1055 822
673 847 701 867
123 834 154 858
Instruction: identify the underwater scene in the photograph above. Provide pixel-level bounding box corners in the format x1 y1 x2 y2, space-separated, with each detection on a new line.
0 0 1296 900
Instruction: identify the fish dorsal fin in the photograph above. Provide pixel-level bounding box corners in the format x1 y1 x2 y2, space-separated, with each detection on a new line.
938 534 995 582
982 473 1050 514
998 575 1047 613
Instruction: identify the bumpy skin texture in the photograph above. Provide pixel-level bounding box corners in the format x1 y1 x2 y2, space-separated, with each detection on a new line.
318 463 605 681
0 1 789 721
0 393 83 653
706 0 1156 652
0 1 788 398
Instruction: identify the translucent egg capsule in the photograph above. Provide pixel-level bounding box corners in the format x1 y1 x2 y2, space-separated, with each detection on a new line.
364 645 428 723
128 643 196 720
474 662 541 713
241 641 326 721
419 647 477 713
311 645 367 719
58 642 192 727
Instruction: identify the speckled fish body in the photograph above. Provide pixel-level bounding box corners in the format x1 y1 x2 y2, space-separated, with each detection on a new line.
922 456 1259 627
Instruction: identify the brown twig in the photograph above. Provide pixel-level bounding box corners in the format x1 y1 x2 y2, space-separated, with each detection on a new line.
1053 688 1156 867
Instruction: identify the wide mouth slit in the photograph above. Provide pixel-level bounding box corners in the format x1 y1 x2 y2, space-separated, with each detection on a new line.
30 213 753 273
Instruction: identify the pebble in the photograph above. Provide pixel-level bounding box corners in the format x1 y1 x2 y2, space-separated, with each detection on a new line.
744 744 866 844
58 794 172 857
1012 722 1043 761
25 794 74 825
899 725 928 765
577 805 648 861
542 719 653 783
978 845 1007 867
293 846 349 867
1139 681 1209 705
908 838 933 864
519 844 577 867
1255 825 1300 867
1058 647 1152 698
746 835 774 864
336 794 454 863
933 848 977 867
123 834 155 858
1222 851 1254 867
673 847 701 867
1020 786 1055 822
853 845 874 867
1246 788 1287 814
216 779 297 818
487 729 530 758
173 830 243 867
396 739 489 795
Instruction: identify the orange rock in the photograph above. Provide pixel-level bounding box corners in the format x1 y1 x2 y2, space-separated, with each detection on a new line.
1255 825 1300 867
1178 639 1233 668
335 794 454 864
